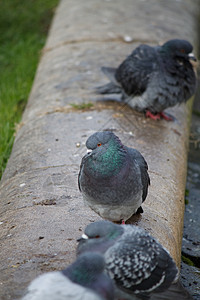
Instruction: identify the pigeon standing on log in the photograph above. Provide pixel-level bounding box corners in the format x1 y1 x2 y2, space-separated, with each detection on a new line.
77 220 193 300
21 252 115 300
96 39 196 120
78 131 150 223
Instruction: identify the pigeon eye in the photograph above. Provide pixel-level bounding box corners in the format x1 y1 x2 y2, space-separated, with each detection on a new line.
180 49 185 53
97 143 102 147
95 235 100 238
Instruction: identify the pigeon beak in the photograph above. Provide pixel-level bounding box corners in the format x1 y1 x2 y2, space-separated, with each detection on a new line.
81 234 89 239
77 234 89 242
87 149 92 154
188 52 197 61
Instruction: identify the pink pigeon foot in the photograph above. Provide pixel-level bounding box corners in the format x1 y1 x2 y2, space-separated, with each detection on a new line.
160 112 173 121
145 110 161 120
146 110 174 121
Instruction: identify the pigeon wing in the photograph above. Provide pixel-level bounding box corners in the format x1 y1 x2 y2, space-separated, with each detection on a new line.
115 44 158 96
126 147 150 202
78 153 91 192
105 229 177 294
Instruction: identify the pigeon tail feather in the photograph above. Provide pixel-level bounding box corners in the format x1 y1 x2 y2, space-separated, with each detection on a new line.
101 67 118 84
95 82 122 95
149 280 194 300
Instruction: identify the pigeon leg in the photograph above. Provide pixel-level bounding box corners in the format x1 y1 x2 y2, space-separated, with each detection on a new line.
121 220 126 225
145 110 161 120
160 112 173 121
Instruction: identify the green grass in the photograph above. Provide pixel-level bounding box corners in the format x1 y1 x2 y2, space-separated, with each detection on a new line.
182 255 195 267
185 188 189 205
0 0 59 179
70 102 94 110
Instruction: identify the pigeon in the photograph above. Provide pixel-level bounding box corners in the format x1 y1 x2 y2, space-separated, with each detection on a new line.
78 131 150 223
96 39 196 120
21 252 115 300
77 220 193 300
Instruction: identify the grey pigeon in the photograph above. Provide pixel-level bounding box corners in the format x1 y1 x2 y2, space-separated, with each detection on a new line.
78 131 150 222
96 39 196 120
21 252 115 300
77 220 193 300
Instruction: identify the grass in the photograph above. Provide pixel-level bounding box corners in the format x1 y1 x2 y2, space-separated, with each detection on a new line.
70 102 94 110
0 0 59 179
185 188 189 205
182 255 195 267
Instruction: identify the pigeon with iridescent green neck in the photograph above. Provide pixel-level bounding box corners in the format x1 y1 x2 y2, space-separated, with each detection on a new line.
96 39 196 121
22 252 114 300
78 131 150 222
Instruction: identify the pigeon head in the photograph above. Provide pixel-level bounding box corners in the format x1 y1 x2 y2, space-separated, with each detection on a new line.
84 220 123 239
62 252 115 300
86 131 126 155
62 252 105 283
84 131 127 177
161 39 195 60
86 131 114 150
77 221 123 255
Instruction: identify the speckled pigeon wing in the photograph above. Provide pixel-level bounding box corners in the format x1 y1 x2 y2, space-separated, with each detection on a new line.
126 147 150 202
115 44 158 96
104 228 175 295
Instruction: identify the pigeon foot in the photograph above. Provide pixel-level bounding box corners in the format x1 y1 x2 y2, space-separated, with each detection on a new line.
160 112 173 121
146 110 173 121
145 110 161 120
